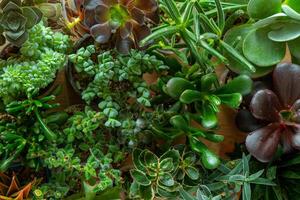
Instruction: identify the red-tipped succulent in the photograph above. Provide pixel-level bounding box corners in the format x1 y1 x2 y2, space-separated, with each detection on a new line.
246 63 300 162
64 0 159 54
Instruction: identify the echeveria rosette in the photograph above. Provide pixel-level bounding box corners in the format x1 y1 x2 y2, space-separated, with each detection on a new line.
246 63 300 162
80 0 159 54
0 0 43 47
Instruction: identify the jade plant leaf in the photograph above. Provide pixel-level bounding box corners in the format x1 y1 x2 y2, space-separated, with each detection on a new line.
243 28 286 67
247 0 281 19
268 22 300 42
282 4 300 20
179 90 202 104
215 75 253 96
223 25 274 77
285 0 300 13
164 77 195 99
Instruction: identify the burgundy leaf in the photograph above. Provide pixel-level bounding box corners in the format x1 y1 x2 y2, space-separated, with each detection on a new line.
273 63 300 108
131 7 145 25
116 35 134 54
83 8 97 27
133 24 151 44
246 123 281 162
120 22 133 39
250 89 281 122
281 126 294 153
90 23 111 43
95 4 109 24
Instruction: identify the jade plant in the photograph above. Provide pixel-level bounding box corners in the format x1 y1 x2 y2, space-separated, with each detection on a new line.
0 0 43 47
64 0 159 54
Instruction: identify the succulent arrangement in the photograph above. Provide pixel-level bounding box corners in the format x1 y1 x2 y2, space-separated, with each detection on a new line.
0 0 300 199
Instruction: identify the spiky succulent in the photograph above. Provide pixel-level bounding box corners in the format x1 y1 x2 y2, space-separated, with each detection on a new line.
65 0 159 54
0 0 43 47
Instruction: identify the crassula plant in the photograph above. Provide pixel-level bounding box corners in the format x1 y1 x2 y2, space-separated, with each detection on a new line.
245 63 300 162
64 0 159 54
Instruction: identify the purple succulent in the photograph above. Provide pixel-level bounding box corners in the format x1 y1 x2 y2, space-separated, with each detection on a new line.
246 63 300 162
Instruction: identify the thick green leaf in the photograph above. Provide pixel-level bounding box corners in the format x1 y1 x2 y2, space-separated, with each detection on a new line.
223 25 274 77
132 149 146 171
170 115 189 131
130 169 151 186
180 90 202 104
159 172 175 186
243 182 251 200
164 77 194 99
160 158 174 172
140 185 155 200
186 166 200 180
250 178 277 186
161 149 180 170
268 22 300 42
201 149 220 170
288 36 300 61
247 0 281 19
216 75 253 96
201 104 218 129
248 170 264 181
282 4 300 20
285 0 300 13
144 150 159 167
243 27 286 67
217 93 242 108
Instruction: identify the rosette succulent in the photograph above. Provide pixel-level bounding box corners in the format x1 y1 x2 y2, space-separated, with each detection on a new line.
65 0 159 54
245 63 300 162
0 0 43 46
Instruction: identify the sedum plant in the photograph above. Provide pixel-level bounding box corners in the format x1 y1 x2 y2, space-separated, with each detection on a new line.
0 0 43 47
0 23 71 104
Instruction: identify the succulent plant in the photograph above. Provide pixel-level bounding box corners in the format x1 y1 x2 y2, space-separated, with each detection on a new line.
0 0 43 47
245 63 300 163
65 0 159 54
0 172 40 200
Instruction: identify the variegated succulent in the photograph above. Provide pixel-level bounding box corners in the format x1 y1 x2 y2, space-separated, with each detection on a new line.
64 0 159 54
0 0 43 47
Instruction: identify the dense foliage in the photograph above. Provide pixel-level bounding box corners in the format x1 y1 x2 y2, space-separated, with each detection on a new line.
0 0 300 200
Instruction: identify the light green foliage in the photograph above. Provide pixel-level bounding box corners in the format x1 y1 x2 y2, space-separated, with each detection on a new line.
69 46 167 132
0 23 71 104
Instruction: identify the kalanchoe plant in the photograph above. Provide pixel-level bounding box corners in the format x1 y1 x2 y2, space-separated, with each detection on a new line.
0 0 43 46
245 63 300 162
64 0 159 54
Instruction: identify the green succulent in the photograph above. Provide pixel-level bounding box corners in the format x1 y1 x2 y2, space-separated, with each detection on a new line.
0 0 43 46
130 148 181 200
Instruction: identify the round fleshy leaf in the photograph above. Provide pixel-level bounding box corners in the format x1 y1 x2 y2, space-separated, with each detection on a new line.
201 149 220 170
131 7 145 25
268 22 300 42
90 23 112 43
133 24 151 44
223 25 274 77
5 31 28 47
164 77 194 99
215 75 253 96
285 0 300 13
120 22 133 39
288 37 300 61
95 4 109 24
23 7 43 29
273 63 300 108
253 13 288 29
130 169 151 186
247 0 281 19
243 28 286 67
236 109 267 132
292 129 300 150
282 4 300 20
250 89 281 122
246 123 281 162
116 36 134 54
